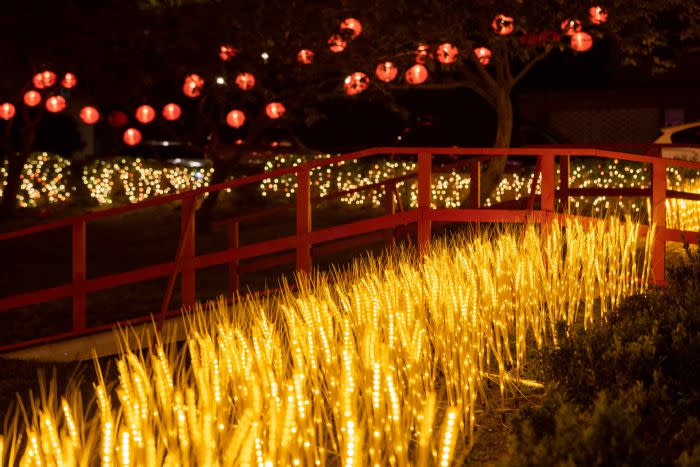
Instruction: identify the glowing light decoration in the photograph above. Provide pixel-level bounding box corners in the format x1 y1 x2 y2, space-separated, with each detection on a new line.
23 90 41 107
328 34 347 52
0 103 15 120
135 105 156 124
162 103 181 121
415 43 431 63
297 49 315 64
183 74 204 98
235 73 255 90
123 128 142 146
474 47 492 65
436 43 459 64
571 32 593 52
226 109 246 128
375 62 398 82
80 106 100 124
265 102 285 119
589 6 608 24
61 72 77 89
561 18 582 36
219 44 237 61
343 72 370 95
340 18 362 39
32 70 57 89
46 95 66 113
108 111 128 128
492 14 514 35
405 64 428 85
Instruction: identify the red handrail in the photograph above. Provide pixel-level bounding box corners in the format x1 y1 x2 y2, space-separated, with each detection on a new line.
2 146 700 352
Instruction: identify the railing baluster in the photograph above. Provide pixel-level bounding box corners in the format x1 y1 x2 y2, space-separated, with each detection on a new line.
180 195 196 308
296 167 312 272
417 151 432 255
651 159 667 284
71 219 87 332
227 220 240 295
384 180 396 250
469 159 481 209
559 155 571 212
540 153 555 212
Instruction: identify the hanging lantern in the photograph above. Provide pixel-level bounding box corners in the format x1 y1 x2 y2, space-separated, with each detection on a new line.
297 49 315 64
135 105 156 124
328 34 347 53
492 14 514 35
589 6 608 25
219 44 237 61
405 64 428 85
61 73 77 89
80 106 100 124
162 103 181 121
226 109 246 128
123 128 142 146
340 18 362 39
375 62 398 82
183 74 204 98
415 44 431 64
46 95 66 113
0 103 15 120
436 43 459 64
570 32 593 52
33 70 57 89
107 110 128 127
265 102 285 119
343 72 370 95
474 47 492 65
235 73 256 90
560 19 582 36
23 90 41 107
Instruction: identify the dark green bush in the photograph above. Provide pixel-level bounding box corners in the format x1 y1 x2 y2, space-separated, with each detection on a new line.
507 244 700 466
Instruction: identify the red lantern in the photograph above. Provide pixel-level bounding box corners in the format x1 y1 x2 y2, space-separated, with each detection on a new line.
416 44 431 64
80 106 100 124
219 44 237 61
123 128 142 146
375 62 398 82
589 6 608 25
108 111 128 128
570 32 593 52
340 18 362 39
265 102 285 119
61 73 77 89
561 19 582 36
436 43 459 64
162 103 181 121
474 47 492 65
235 73 255 91
0 103 15 120
33 70 57 89
297 49 315 64
183 74 204 98
492 14 514 35
226 109 246 128
405 64 428 85
135 105 156 124
46 95 66 113
343 72 370 95
23 90 41 107
328 34 347 53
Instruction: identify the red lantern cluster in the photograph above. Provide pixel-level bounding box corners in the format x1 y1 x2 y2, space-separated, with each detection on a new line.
589 6 608 25
219 44 237 61
33 71 57 89
23 90 41 107
0 103 15 120
46 95 66 113
436 43 459 64
80 106 100 124
571 32 593 52
61 73 77 89
474 47 492 65
492 14 514 35
235 73 256 90
123 128 142 146
297 49 315 64
328 34 347 53
135 105 156 124
226 109 246 128
405 64 428 85
265 102 285 119
415 44 431 64
108 111 128 128
561 19 582 36
344 72 370 95
339 18 362 39
162 103 181 121
183 74 204 98
375 62 398 82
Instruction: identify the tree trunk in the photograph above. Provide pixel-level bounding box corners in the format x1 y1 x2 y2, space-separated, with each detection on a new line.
0 153 27 218
479 90 513 203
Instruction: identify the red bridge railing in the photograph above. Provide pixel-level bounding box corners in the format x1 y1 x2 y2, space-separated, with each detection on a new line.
1 146 700 351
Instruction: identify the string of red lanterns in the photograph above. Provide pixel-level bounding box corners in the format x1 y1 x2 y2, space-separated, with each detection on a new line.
436 43 459 64
375 62 398 82
23 90 42 107
162 103 181 121
344 72 370 95
0 103 15 120
235 73 255 91
226 109 246 128
405 64 428 84
265 102 285 119
135 105 156 124
80 106 100 124
61 73 77 89
123 128 142 146
46 95 66 113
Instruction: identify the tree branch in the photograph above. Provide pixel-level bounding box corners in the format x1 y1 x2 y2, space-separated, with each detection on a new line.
387 80 494 105
513 47 553 85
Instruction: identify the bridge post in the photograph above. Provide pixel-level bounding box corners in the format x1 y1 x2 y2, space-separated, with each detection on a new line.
180 195 196 308
296 167 312 272
418 152 432 255
384 180 396 250
559 155 570 212
469 159 481 209
651 159 667 284
540 154 555 212
71 219 86 332
227 220 240 295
